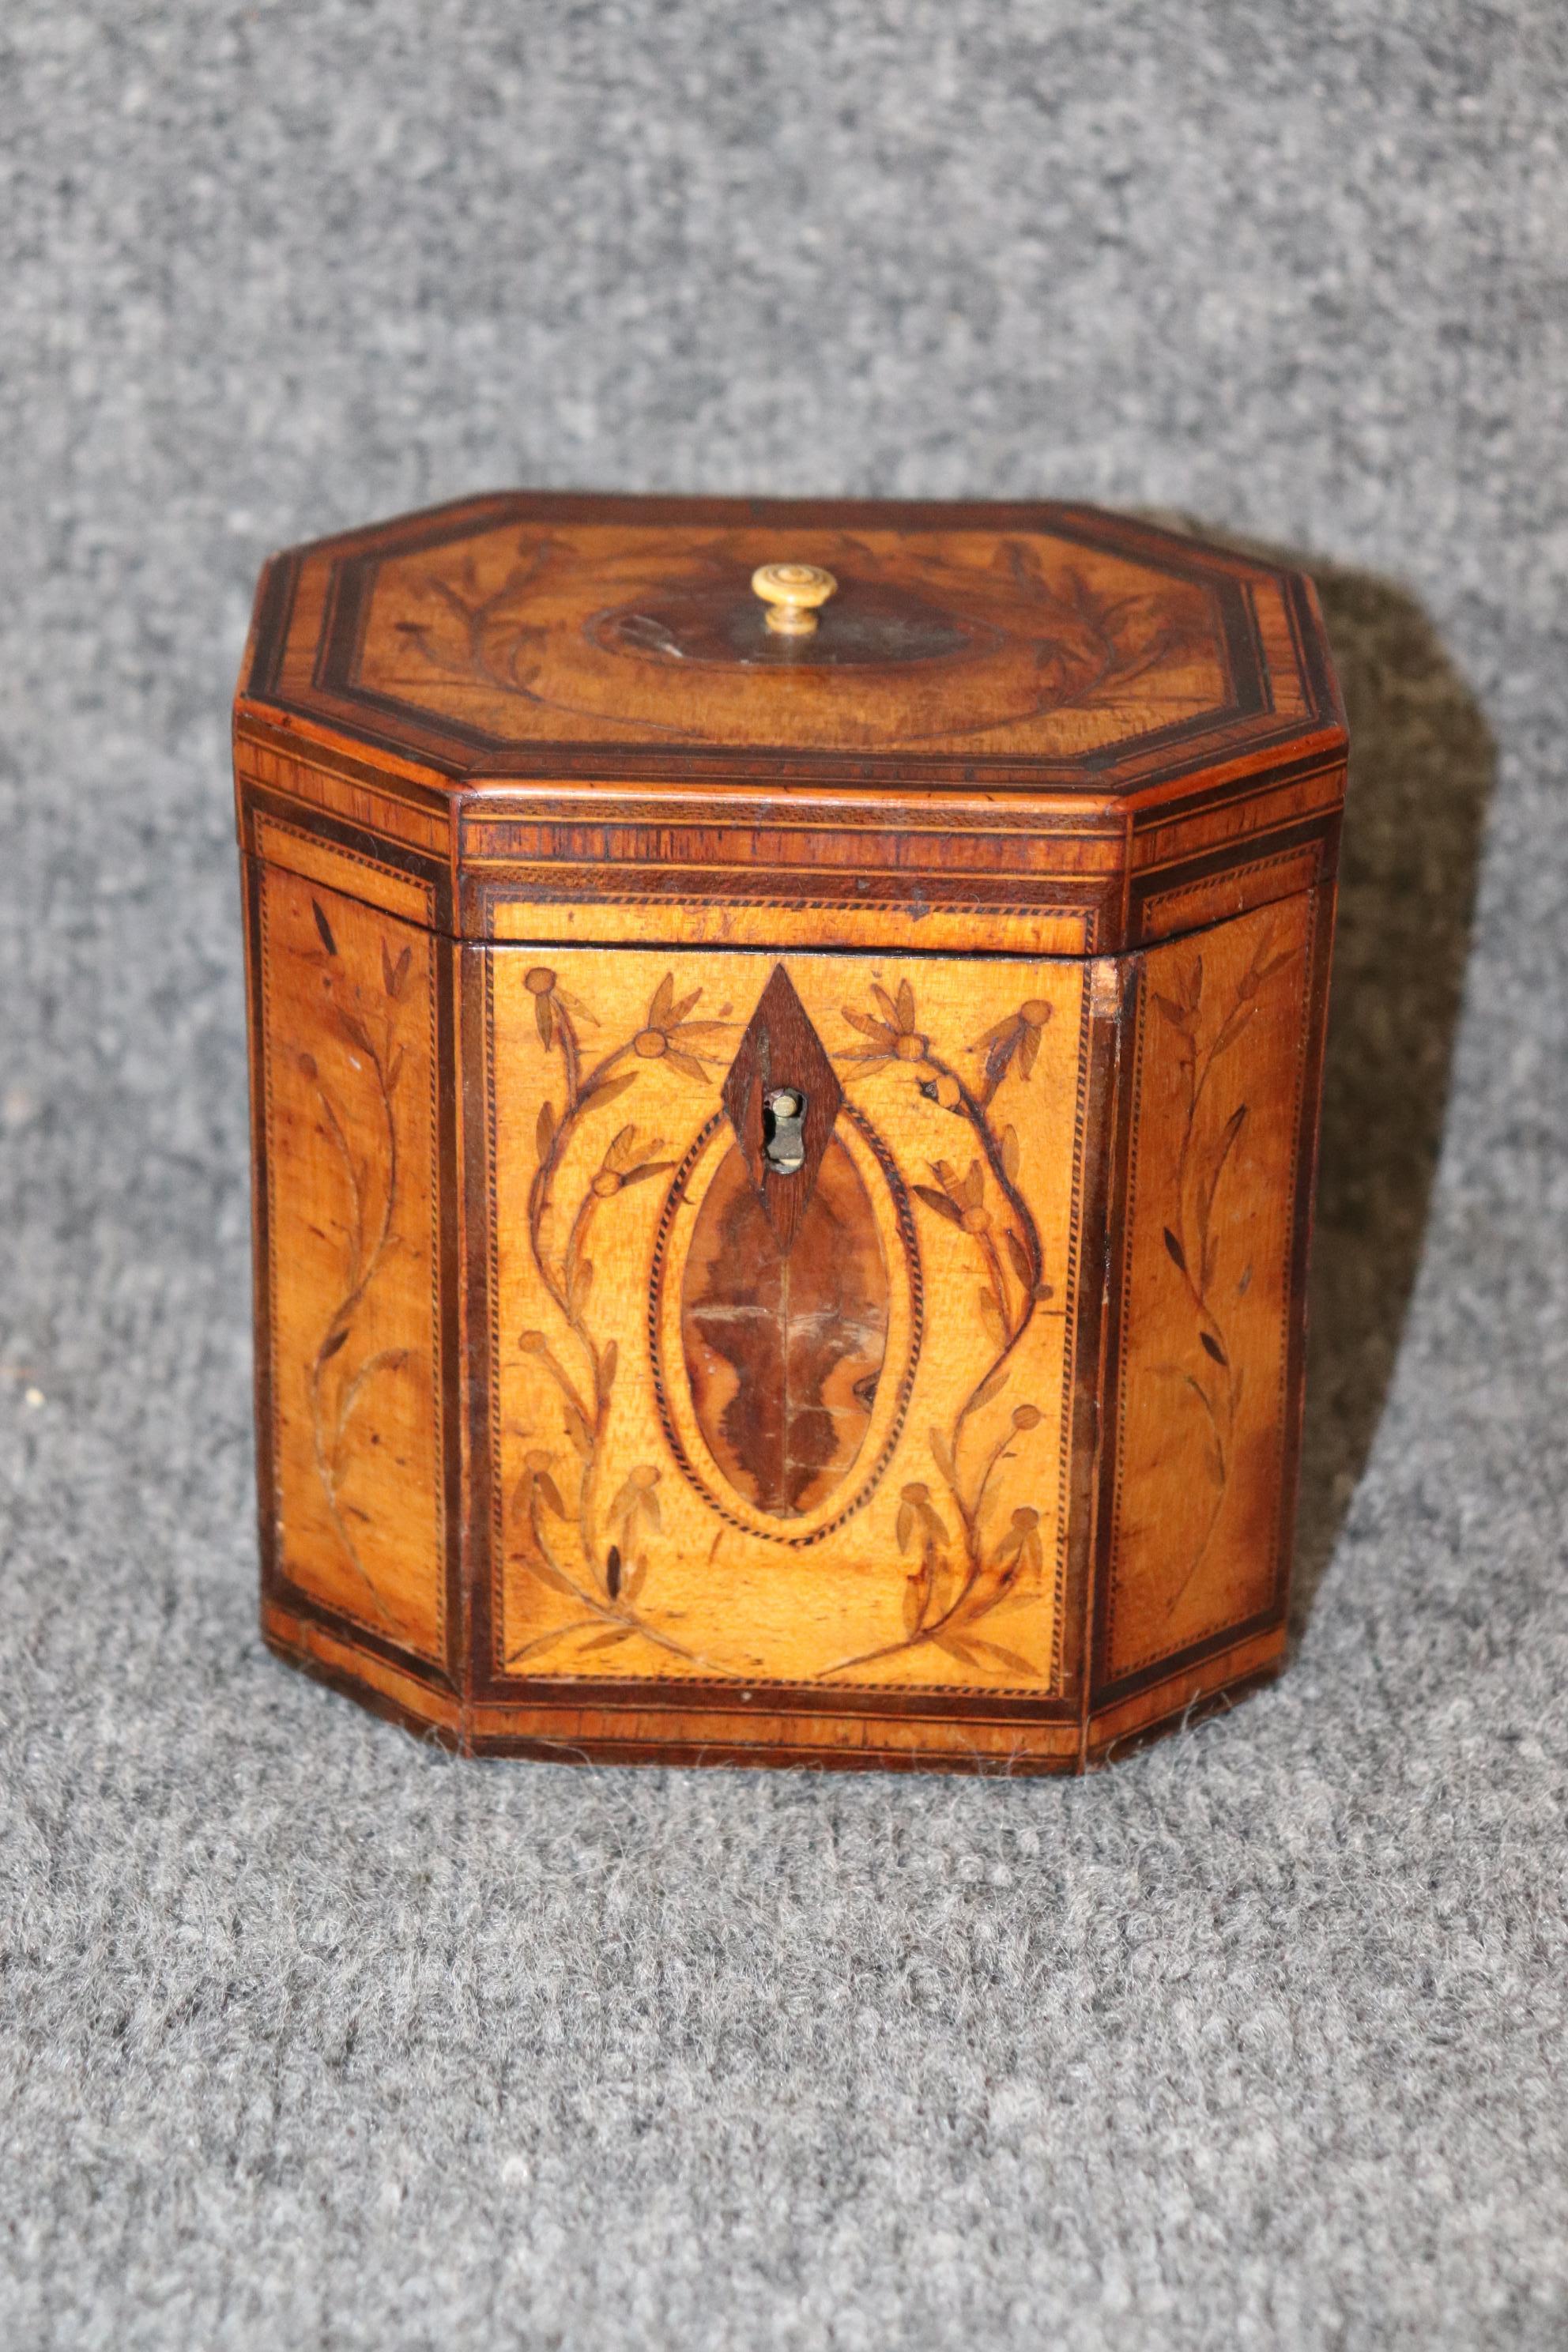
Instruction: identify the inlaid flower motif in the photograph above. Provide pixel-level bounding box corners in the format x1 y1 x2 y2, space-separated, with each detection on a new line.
607 1463 662 1542
590 1125 677 1198
968 997 1053 1098
839 979 929 1071
914 1155 992 1236
896 1479 950 1555
524 963 597 1049
631 974 732 1077
520 1446 570 1522
510 952 1059 1688
994 1505 1044 1582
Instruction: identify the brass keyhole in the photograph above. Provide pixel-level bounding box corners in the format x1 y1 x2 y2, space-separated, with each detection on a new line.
762 1088 807 1174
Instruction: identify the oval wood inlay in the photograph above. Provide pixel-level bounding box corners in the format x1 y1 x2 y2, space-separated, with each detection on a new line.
680 1133 889 1519
589 579 995 671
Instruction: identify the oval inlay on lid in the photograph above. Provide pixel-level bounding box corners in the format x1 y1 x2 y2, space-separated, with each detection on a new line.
589 578 996 671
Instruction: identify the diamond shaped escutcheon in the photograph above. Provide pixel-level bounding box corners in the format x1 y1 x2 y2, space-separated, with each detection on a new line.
720 965 844 1253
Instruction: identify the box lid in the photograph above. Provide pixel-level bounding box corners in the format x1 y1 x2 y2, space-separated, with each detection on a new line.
235 491 1346 956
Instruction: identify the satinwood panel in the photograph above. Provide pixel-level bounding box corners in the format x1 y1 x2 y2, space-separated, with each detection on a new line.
484 946 1091 1694
257 866 445 1659
1102 893 1319 1680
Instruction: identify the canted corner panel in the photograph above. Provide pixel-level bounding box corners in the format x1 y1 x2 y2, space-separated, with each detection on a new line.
1102 892 1317 1685
253 812 437 928
258 865 446 1662
237 732 452 856
484 944 1093 1699
1131 839 1324 946
1087 1623 1289 1766
1126 768 1342 948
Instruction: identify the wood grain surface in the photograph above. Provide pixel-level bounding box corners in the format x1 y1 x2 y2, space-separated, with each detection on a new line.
253 866 445 1660
1099 893 1320 1687
483 947 1087 1697
244 491 1338 784
349 518 1231 758
680 1131 890 1520
238 489 1344 1770
233 489 1347 963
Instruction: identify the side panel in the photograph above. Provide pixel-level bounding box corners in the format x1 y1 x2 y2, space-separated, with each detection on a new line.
473 946 1099 1726
251 863 448 1667
1095 888 1329 1704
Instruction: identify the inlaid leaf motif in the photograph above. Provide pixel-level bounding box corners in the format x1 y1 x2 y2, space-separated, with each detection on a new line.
913 1183 964 1225
1147 919 1299 1629
517 1547 577 1599
934 1631 982 1668
680 1135 890 1518
1197 1104 1248 1288
381 940 412 1001
288 891 436 1638
533 1466 567 1519
967 1637 1037 1678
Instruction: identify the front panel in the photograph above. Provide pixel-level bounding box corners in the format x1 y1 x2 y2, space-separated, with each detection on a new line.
473 945 1101 1734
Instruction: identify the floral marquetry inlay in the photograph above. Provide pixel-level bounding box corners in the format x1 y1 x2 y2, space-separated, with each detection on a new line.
243 490 1345 1771
354 520 1230 758
258 867 444 1660
1106 893 1317 1676
487 947 1090 1691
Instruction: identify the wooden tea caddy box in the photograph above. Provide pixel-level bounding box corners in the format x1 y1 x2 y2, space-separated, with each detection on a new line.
236 491 1345 1773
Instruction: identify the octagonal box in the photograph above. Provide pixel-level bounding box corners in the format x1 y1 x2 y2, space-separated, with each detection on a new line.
235 491 1345 1773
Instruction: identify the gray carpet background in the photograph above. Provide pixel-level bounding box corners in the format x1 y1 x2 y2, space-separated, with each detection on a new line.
2 6 1566 2346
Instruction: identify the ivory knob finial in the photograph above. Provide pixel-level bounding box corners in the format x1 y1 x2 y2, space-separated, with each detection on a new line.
751 561 838 636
